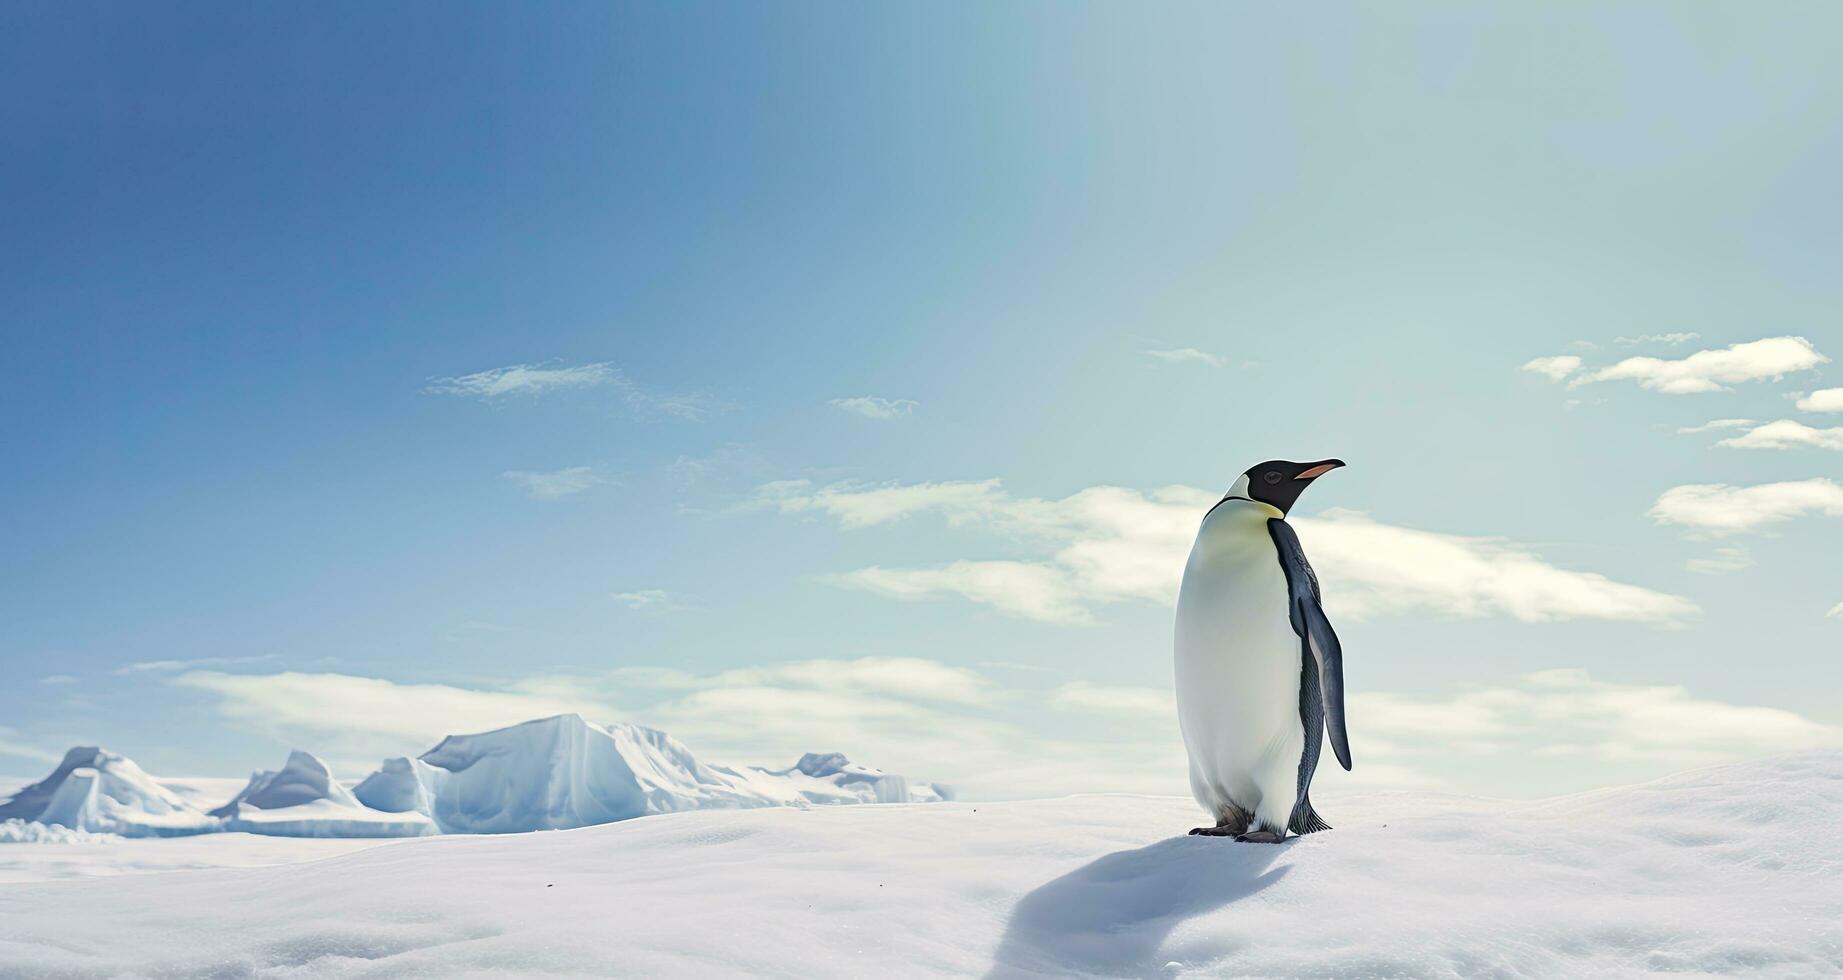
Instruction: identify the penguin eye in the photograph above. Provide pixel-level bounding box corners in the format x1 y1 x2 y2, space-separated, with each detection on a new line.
1263 471 1282 485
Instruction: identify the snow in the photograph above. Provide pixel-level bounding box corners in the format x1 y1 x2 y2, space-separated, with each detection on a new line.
0 748 216 837
1 753 1838 977
212 751 436 838
354 713 950 834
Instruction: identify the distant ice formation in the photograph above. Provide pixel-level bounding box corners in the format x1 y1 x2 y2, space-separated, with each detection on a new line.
0 716 949 840
0 747 215 837
354 713 952 834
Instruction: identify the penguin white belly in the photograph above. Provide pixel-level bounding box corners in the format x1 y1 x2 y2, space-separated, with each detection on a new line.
1173 499 1304 833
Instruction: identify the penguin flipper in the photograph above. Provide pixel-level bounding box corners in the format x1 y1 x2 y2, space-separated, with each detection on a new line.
1269 518 1352 771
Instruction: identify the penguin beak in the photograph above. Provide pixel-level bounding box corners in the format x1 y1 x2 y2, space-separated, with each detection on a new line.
1295 459 1345 481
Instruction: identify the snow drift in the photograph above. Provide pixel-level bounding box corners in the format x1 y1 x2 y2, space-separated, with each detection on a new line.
0 747 215 838
354 713 951 834
212 751 435 839
2 753 1837 976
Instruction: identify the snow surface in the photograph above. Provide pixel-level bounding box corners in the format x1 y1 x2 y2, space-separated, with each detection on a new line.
2 753 1838 977
0 747 215 837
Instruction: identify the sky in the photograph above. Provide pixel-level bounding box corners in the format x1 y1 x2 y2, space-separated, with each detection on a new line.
3 2 1840 801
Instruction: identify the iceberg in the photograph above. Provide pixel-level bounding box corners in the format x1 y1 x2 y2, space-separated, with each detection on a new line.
354 713 949 834
0 747 216 837
212 751 435 838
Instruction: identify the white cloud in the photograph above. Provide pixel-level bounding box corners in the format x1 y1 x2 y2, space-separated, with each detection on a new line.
1715 419 1843 451
501 466 607 500
0 727 62 764
1614 332 1701 346
1826 602 1843 619
1684 547 1753 576
171 670 619 764
1797 388 1843 413
828 396 918 420
1521 355 1582 382
424 361 718 419
424 361 616 398
1571 336 1827 394
115 655 278 676
611 589 678 611
1650 478 1843 533
834 562 1095 626
1355 669 1842 768
1048 682 1173 716
1144 348 1227 368
761 480 1695 626
38 674 78 686
1676 418 1755 434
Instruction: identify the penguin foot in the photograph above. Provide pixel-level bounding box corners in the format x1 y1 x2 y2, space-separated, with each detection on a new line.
1233 830 1286 844
1188 826 1240 836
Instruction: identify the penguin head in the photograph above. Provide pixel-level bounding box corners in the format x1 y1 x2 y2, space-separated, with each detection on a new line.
1231 458 1345 516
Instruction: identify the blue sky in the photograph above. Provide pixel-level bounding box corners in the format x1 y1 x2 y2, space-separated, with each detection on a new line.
3 3 1840 799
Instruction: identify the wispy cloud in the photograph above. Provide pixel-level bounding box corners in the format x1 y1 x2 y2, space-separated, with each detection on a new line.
760 479 1695 626
1684 547 1752 576
1712 419 1843 451
501 466 608 500
1048 682 1173 716
1650 478 1843 533
1614 332 1701 346
1144 347 1227 368
424 361 617 398
425 360 719 419
0 727 62 764
1797 388 1843 413
1355 669 1842 768
610 589 700 613
1676 418 1755 434
115 655 279 676
1520 355 1582 382
1826 602 1843 619
38 674 78 686
1555 336 1827 394
828 396 918 420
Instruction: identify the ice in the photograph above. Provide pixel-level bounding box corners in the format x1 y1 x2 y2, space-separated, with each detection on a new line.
211 751 436 839
353 713 949 834
1 753 1837 976
0 747 216 837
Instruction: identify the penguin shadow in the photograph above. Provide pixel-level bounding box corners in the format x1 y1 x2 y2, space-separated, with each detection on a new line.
984 836 1289 979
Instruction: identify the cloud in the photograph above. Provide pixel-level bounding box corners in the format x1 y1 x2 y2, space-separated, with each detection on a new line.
115 655 279 676
1827 602 1843 619
1144 348 1227 368
424 361 617 398
38 674 78 686
1676 418 1755 434
501 466 608 500
1355 669 1842 768
1650 478 1843 533
833 562 1095 626
424 361 719 419
760 479 1695 626
1714 419 1843 451
0 727 62 764
171 662 1170 798
1570 336 1827 394
1797 388 1843 413
1614 332 1701 346
828 397 918 420
1048 682 1174 716
1684 547 1753 576
610 589 699 613
171 670 618 764
1520 355 1582 382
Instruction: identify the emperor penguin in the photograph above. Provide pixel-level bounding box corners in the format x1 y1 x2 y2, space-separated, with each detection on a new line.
1175 458 1351 842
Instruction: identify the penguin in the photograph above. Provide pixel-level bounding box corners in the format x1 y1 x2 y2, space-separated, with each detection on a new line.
1175 458 1351 842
